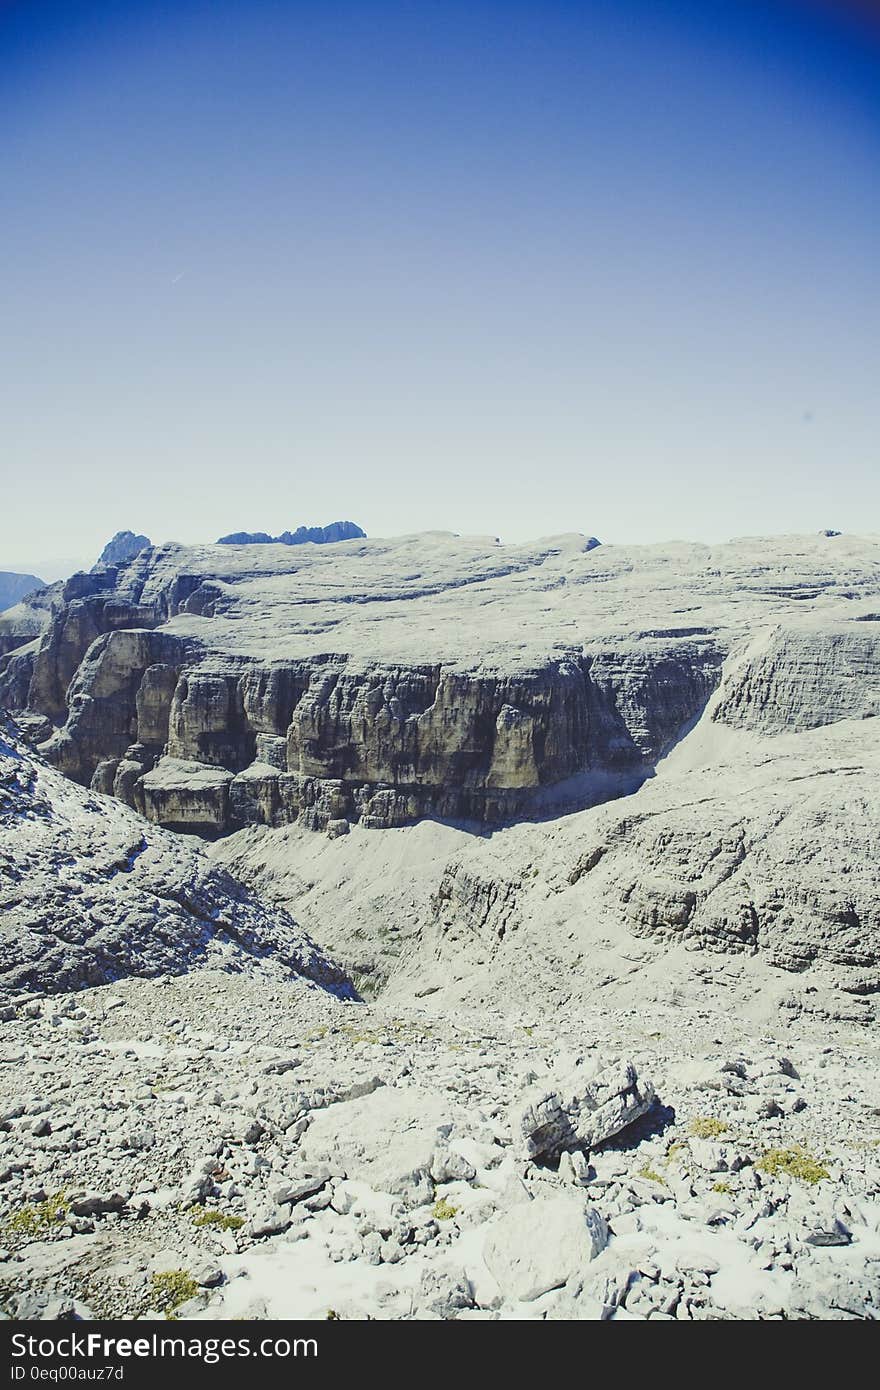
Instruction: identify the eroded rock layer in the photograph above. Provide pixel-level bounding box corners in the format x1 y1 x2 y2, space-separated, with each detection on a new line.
1 530 877 835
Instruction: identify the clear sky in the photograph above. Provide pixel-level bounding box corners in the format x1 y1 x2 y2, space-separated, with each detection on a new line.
1 0 878 576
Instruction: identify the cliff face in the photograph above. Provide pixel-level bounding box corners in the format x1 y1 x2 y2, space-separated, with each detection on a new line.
712 624 880 733
2 530 878 837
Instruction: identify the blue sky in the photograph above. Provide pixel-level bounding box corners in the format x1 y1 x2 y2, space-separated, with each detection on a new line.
1 0 878 574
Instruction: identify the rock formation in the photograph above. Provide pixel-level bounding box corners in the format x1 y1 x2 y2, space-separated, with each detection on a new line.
217 521 366 545
1 529 879 1322
0 584 55 661
0 713 351 997
93 531 152 569
7 530 876 840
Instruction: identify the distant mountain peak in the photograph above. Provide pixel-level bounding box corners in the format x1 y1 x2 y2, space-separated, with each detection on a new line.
0 570 46 614
216 521 366 546
94 530 152 569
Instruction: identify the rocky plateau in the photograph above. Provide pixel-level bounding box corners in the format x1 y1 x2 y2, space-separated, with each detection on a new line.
0 528 878 1321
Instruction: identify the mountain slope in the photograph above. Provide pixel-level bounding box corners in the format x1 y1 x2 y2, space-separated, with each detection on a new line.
0 571 45 614
0 714 352 998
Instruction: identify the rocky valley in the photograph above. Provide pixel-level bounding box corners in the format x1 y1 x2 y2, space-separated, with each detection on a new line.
0 528 878 1321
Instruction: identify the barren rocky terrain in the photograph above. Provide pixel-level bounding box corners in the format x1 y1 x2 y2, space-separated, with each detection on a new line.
0 529 878 1320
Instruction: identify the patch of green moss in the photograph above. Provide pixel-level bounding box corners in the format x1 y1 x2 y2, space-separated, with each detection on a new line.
666 1140 688 1161
712 1181 732 1195
688 1117 729 1140
150 1270 199 1318
5 1191 68 1237
191 1209 244 1231
756 1147 829 1184
637 1165 667 1186
431 1198 458 1221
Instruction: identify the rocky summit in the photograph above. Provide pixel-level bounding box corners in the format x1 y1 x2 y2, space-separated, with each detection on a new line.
93 531 152 570
216 521 366 546
0 528 878 1321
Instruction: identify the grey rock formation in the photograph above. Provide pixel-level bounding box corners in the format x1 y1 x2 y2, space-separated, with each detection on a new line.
0 571 45 614
94 531 152 569
712 624 880 733
2 529 878 849
0 712 352 997
217 521 366 546
389 711 880 1009
514 1059 657 1161
3 532 879 1323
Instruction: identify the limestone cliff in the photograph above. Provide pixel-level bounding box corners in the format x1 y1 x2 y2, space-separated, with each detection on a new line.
1 530 878 838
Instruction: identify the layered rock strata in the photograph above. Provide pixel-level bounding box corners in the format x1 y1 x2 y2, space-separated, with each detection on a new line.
1 530 877 836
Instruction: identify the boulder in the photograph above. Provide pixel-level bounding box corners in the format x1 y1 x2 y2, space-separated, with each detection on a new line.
299 1086 454 1205
482 1196 608 1301
513 1058 656 1161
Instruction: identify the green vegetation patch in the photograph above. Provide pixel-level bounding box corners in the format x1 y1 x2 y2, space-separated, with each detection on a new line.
756 1147 829 1184
150 1270 200 1318
5 1191 68 1237
688 1117 730 1140
637 1165 667 1186
431 1198 458 1221
191 1209 244 1231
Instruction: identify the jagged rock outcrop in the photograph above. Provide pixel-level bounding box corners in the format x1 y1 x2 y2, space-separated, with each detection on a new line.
0 571 45 615
514 1058 657 1161
2 531 879 838
0 713 352 997
217 521 366 545
93 531 152 569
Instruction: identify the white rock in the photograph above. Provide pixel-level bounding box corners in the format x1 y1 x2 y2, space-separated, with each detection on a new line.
482 1196 608 1301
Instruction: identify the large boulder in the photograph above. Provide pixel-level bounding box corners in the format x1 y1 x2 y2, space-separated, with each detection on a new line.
482 1195 608 1301
513 1058 656 1161
298 1086 453 1205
